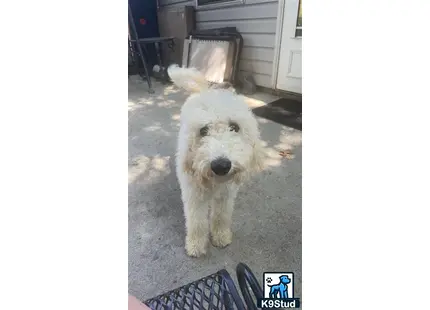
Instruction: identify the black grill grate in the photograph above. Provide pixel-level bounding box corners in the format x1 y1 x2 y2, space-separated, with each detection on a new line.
144 269 246 310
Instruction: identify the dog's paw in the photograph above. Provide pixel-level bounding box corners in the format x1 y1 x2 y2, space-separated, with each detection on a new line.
185 235 207 257
211 228 233 248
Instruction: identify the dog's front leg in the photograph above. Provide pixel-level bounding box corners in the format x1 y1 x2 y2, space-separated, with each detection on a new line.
183 186 210 257
280 289 287 299
210 185 239 248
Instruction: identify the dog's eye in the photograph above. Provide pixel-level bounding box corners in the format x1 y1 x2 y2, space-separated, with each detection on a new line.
229 122 240 132
200 126 209 137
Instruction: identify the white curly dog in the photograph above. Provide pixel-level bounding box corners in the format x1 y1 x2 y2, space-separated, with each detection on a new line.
168 65 266 257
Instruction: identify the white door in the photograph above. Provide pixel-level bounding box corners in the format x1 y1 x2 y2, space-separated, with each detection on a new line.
276 0 302 94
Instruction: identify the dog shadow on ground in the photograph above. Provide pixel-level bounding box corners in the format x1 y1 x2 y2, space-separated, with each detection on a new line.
128 79 302 301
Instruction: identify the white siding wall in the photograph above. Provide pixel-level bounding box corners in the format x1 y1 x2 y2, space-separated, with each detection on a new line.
158 0 278 88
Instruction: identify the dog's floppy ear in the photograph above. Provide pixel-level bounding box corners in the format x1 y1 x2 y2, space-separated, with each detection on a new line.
182 147 194 175
167 64 210 93
250 140 267 174
181 133 196 174
182 143 212 188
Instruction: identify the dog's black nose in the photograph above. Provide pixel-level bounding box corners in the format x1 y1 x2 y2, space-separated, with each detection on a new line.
211 158 231 176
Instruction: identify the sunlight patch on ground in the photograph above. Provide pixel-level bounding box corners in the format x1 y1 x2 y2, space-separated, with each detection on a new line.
143 124 171 137
128 155 171 184
128 101 137 111
163 85 181 95
243 96 265 108
171 114 180 121
144 123 161 132
279 130 302 148
266 147 283 159
128 100 150 112
259 128 302 168
137 98 154 105
128 155 150 184
152 157 168 171
157 99 177 108
274 143 293 151
263 157 282 167
261 147 283 167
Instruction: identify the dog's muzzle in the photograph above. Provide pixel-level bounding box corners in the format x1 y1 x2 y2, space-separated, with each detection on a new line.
210 157 231 176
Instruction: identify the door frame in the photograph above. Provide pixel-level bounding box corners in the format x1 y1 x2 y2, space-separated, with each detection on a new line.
271 0 301 91
271 0 286 89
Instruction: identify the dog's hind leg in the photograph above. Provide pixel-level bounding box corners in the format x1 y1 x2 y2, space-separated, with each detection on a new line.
210 185 239 248
269 287 277 299
182 185 210 257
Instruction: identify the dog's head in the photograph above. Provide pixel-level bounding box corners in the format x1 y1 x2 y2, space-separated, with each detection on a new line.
168 65 266 185
279 275 291 285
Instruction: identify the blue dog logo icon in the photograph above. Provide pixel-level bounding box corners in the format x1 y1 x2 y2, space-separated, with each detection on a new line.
267 275 291 299
259 272 300 308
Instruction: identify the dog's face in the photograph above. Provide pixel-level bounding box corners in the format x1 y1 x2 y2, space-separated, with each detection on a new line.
181 89 266 184
279 275 291 285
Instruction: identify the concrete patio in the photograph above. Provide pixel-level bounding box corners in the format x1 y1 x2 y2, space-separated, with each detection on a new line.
128 76 302 302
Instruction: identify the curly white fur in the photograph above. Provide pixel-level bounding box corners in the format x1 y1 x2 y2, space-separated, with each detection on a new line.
168 65 266 257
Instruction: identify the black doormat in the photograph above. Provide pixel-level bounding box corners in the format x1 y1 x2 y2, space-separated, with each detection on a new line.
252 97 302 131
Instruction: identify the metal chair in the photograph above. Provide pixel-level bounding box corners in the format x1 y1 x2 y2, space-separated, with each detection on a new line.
143 263 264 310
128 1 154 93
128 1 176 92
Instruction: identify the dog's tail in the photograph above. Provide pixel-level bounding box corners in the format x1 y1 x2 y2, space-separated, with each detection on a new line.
167 64 209 93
